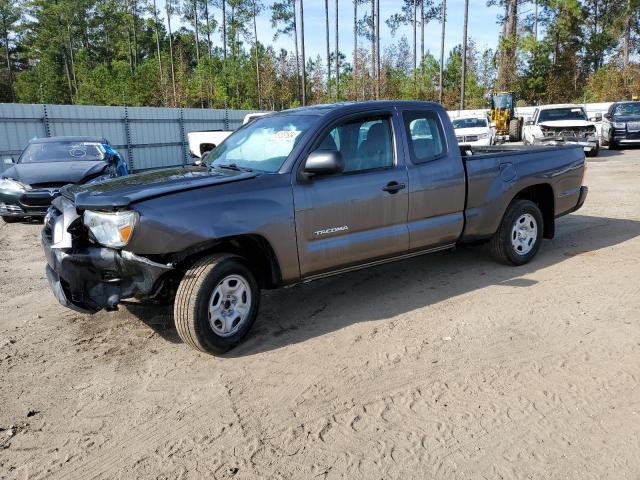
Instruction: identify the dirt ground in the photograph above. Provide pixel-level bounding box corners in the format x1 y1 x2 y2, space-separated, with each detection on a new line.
1 147 640 480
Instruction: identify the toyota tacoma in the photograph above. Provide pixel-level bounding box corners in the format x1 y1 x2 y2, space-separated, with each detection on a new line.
41 101 588 354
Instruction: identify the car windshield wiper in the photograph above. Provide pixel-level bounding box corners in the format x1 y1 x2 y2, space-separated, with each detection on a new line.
214 163 253 172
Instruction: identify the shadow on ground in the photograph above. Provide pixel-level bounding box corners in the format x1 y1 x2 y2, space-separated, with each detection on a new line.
124 214 640 355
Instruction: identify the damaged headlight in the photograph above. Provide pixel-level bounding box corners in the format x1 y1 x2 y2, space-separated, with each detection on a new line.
0 178 31 193
83 210 139 248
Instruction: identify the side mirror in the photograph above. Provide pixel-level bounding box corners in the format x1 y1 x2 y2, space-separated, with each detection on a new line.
525 120 534 126
603 113 611 120
2 157 14 165
589 113 602 122
303 150 344 177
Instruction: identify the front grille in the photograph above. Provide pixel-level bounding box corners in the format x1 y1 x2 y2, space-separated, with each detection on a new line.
29 182 69 189
457 135 481 142
20 190 58 208
627 121 640 131
541 127 596 138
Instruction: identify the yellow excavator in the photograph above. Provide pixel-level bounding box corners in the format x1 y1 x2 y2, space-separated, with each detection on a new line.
489 92 523 142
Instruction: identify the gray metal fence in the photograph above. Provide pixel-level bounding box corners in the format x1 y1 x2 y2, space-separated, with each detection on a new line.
0 103 264 172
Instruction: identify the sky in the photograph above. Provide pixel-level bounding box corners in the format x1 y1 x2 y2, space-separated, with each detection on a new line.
162 0 506 62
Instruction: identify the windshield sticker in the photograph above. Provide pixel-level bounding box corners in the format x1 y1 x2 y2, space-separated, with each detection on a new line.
270 130 301 141
68 144 88 158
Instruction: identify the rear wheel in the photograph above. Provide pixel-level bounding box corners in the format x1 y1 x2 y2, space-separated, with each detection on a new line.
174 253 260 354
508 118 521 142
490 200 543 266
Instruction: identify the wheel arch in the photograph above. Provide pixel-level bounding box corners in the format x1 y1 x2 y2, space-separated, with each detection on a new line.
171 234 283 289
510 183 555 239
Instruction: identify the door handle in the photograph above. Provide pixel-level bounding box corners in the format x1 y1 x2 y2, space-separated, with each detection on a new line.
383 181 406 193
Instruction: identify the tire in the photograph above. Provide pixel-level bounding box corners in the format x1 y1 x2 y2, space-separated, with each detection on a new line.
609 138 619 150
2 216 20 223
586 141 599 157
490 199 544 266
174 253 260 354
508 118 521 142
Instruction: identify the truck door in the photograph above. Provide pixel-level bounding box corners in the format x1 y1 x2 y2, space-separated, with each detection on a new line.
293 112 410 277
397 109 466 251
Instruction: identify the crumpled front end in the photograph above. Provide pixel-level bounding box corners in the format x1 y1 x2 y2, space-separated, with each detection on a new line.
42 197 172 313
533 125 598 152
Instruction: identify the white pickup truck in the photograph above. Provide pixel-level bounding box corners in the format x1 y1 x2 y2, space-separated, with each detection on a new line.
188 112 268 158
522 105 599 157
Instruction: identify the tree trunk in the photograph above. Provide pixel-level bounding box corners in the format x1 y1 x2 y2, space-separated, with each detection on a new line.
300 0 306 105
292 0 301 102
353 0 358 100
67 23 77 94
376 0 380 97
623 0 632 68
371 0 375 99
534 0 538 41
420 0 424 63
152 0 165 105
325 0 331 96
131 0 138 70
2 20 14 102
335 0 339 99
205 0 212 58
166 2 178 106
222 0 227 61
439 0 446 103
193 0 200 63
460 0 469 110
496 0 509 90
253 0 262 108
413 0 417 92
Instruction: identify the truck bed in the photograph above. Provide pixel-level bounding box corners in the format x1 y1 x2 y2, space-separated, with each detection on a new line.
459 143 586 242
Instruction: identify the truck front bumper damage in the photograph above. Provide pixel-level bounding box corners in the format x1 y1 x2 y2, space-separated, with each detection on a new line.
43 233 172 314
533 136 598 152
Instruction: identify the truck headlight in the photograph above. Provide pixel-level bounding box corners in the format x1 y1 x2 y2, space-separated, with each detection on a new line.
0 178 31 193
477 133 489 139
83 210 139 248
612 122 626 129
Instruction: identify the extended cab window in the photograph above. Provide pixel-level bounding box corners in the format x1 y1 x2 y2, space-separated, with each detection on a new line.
402 111 446 164
315 116 393 172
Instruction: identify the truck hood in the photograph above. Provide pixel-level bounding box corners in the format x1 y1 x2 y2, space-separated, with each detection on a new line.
62 166 258 210
538 120 594 128
2 161 108 186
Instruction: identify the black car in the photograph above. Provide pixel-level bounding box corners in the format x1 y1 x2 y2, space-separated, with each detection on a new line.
0 136 128 222
600 101 640 149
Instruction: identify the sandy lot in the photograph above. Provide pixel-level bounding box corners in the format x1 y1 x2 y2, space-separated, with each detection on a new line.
1 147 640 479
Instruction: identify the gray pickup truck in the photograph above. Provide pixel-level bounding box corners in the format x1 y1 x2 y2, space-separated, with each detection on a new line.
42 101 588 354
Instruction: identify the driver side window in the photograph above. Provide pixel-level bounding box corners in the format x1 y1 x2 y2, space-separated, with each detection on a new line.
315 116 394 173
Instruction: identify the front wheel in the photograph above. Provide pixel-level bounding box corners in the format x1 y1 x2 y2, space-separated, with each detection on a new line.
586 141 599 157
174 254 260 354
490 200 544 266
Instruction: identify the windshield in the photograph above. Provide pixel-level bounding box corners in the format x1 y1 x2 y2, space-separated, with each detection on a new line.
207 114 318 172
538 108 587 123
492 94 514 110
452 117 487 129
19 141 106 164
613 102 640 116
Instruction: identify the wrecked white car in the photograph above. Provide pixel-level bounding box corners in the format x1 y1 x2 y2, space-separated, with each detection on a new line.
522 105 599 157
